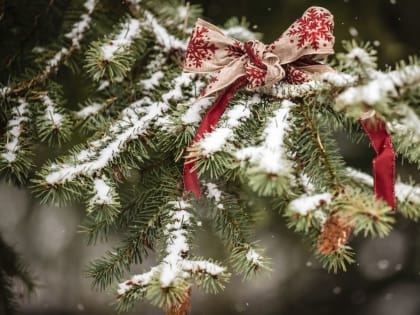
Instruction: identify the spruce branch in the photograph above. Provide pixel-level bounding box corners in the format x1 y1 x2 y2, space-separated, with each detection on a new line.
1 0 97 98
116 200 229 311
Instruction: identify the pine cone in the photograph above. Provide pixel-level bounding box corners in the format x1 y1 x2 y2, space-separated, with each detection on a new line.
318 214 352 254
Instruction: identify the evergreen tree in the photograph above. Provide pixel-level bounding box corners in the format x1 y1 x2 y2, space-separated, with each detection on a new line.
1 0 420 314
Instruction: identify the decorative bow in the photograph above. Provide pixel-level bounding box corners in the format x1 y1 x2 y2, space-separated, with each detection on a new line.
182 6 396 210
184 6 335 97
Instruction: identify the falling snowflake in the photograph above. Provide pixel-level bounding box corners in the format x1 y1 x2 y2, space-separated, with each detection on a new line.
185 26 217 69
286 7 334 50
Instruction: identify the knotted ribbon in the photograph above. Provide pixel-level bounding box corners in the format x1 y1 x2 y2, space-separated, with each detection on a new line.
182 6 396 209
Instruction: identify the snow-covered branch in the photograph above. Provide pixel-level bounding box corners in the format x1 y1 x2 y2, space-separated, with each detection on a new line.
143 11 187 51
117 199 226 297
100 18 142 61
346 167 420 204
44 72 198 185
235 100 295 174
44 97 168 185
198 96 259 155
45 0 96 73
0 98 30 163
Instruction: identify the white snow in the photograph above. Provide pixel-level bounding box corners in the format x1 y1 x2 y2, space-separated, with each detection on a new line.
144 11 187 51
289 193 332 215
346 167 420 204
198 103 251 154
139 71 164 90
200 128 233 155
41 95 63 127
76 102 104 118
245 248 263 266
162 73 196 103
346 167 374 186
97 80 110 91
225 104 251 128
235 100 294 174
205 182 223 203
91 177 113 204
320 71 357 87
83 0 96 13
337 66 420 108
45 98 169 184
181 97 214 124
395 182 420 204
45 48 68 73
45 0 96 73
272 80 323 99
177 6 188 19
65 13 92 47
1 98 29 163
117 199 225 296
346 47 375 68
0 87 11 97
101 18 141 60
224 26 257 41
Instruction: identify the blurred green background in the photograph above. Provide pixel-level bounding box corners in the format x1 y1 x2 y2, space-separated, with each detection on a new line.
1 1 420 315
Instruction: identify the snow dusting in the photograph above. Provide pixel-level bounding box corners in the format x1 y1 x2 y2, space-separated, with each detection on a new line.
289 193 332 215
181 97 214 124
245 248 263 266
347 167 420 204
144 11 187 51
91 176 114 205
101 18 141 60
235 100 295 174
45 0 96 73
41 94 63 127
45 97 169 184
139 71 164 90
1 98 29 163
117 199 226 296
76 102 105 118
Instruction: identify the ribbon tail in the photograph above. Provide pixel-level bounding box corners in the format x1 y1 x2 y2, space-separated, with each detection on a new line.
360 119 396 210
183 77 247 198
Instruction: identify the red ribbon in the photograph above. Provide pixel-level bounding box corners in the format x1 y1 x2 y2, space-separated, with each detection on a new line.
361 118 396 209
183 78 247 197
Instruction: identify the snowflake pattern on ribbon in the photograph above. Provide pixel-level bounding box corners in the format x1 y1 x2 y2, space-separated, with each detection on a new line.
185 25 217 68
286 7 334 50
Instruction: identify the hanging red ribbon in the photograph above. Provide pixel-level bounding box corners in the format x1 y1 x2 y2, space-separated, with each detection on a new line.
360 118 396 209
183 78 247 197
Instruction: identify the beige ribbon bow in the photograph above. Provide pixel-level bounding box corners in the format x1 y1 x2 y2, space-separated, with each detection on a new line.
184 6 335 96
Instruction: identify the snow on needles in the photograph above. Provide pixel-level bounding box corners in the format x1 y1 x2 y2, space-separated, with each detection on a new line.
144 11 187 51
101 18 141 60
91 176 114 205
337 66 420 108
117 200 226 296
41 94 63 127
347 167 420 204
45 97 169 184
45 73 197 185
1 98 29 163
76 102 105 119
199 103 252 155
235 100 294 174
45 0 96 73
289 193 332 215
